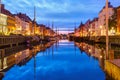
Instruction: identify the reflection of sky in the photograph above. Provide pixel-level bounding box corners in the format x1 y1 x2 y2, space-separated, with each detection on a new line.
3 41 105 80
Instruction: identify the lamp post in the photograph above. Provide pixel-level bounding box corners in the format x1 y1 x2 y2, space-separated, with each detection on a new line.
106 0 109 60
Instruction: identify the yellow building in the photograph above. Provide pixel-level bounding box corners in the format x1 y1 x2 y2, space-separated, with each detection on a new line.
0 13 7 35
7 15 16 35
28 21 33 35
35 25 40 35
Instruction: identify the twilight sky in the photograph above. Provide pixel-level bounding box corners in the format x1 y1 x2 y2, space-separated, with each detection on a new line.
2 0 120 34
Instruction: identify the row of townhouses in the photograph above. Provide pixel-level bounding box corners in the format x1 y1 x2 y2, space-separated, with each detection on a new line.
74 2 120 37
0 4 56 37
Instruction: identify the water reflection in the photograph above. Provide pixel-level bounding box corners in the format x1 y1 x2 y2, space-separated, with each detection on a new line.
1 40 120 80
75 42 105 70
75 42 120 80
1 40 107 80
0 40 120 80
0 41 55 79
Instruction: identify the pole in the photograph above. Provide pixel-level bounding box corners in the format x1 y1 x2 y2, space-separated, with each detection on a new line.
33 6 36 35
0 0 1 13
106 0 109 60
0 0 3 35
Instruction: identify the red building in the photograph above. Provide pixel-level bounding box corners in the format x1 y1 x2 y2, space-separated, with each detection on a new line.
1 4 13 17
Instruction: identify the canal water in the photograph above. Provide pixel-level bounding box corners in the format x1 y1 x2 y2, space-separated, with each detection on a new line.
1 40 106 80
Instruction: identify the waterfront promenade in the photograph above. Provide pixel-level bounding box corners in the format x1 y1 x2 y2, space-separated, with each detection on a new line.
0 35 26 48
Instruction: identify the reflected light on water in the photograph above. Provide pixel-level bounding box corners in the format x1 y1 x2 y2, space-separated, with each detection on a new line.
59 40 69 42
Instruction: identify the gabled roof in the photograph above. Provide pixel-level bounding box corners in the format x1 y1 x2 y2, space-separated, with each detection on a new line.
99 2 114 14
78 22 84 28
14 13 32 22
1 4 14 17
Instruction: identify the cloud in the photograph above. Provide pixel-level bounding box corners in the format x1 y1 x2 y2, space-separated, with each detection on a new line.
2 0 120 30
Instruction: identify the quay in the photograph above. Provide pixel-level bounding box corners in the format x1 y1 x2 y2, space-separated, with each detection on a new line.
71 36 120 46
0 36 26 48
105 59 120 80
0 72 4 80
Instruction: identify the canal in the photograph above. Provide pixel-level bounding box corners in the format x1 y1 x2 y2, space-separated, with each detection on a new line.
1 40 108 80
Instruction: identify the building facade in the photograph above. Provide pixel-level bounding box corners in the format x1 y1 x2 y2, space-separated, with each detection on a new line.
98 2 114 36
1 4 16 35
89 18 98 36
84 20 91 37
0 13 7 35
15 13 32 35
15 16 22 34
117 6 120 34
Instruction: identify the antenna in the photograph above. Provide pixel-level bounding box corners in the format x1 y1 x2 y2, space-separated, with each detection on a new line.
74 22 76 32
52 21 54 31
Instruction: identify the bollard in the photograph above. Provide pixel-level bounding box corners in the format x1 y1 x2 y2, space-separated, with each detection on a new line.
0 49 4 58
109 50 114 60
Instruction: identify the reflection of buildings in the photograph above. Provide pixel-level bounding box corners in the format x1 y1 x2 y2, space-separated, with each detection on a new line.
75 42 105 70
15 49 32 64
0 46 31 71
0 41 55 71
76 42 120 73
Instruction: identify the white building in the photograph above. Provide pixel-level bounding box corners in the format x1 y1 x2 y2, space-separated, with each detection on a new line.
98 2 114 36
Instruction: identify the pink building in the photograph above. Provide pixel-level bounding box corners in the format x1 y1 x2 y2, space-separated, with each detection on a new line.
89 18 98 36
84 20 91 37
14 16 22 34
74 28 80 37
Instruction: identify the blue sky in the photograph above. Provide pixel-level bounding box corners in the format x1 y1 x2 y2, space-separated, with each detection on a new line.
2 0 120 33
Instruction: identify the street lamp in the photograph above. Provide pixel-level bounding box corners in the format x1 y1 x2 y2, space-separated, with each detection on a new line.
106 0 109 60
